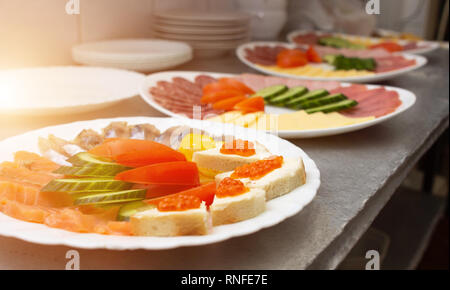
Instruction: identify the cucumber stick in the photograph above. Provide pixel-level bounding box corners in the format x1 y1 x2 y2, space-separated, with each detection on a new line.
269 87 308 105
252 85 288 101
73 189 146 205
296 93 347 110
285 89 329 107
117 201 156 221
41 178 132 193
305 99 358 114
67 152 117 167
54 165 129 177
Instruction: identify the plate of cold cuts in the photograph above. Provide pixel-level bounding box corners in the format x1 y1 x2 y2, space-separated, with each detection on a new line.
288 30 440 55
139 71 416 138
236 41 427 83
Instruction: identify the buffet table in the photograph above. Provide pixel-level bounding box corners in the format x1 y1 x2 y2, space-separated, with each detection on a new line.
0 48 448 270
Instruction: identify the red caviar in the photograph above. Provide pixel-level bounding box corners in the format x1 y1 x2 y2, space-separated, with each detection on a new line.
216 177 248 198
220 139 256 157
157 194 202 212
231 156 284 180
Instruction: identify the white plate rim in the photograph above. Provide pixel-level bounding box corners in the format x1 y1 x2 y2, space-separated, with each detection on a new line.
0 116 320 250
286 29 440 55
139 71 416 138
0 66 145 115
235 41 427 83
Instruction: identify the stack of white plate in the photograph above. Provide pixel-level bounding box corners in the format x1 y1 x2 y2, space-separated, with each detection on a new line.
72 39 192 72
152 10 251 58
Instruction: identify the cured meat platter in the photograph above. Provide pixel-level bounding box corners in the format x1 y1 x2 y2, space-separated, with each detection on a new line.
236 41 427 83
139 71 416 138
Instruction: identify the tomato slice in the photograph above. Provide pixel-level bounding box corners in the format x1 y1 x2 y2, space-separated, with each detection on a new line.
218 78 255 94
202 82 230 95
201 89 244 104
212 96 247 111
89 139 186 167
306 46 322 63
115 161 200 185
369 42 403 52
233 97 265 113
276 49 308 68
145 182 216 207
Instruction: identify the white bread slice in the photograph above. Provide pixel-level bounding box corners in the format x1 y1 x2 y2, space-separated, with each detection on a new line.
215 157 306 201
211 188 266 226
192 141 272 174
130 203 211 236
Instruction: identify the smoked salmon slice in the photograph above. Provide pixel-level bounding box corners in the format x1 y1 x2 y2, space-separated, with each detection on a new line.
14 151 60 173
0 162 56 187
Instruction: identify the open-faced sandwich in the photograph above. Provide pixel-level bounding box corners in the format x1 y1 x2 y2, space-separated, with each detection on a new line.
0 122 307 237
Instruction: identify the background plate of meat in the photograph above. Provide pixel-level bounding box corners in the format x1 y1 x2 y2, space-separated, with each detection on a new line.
287 30 440 55
139 71 416 138
236 41 427 83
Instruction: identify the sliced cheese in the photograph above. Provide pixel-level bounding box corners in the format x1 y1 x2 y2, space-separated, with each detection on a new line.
258 64 375 77
207 111 243 123
231 112 264 128
277 110 375 131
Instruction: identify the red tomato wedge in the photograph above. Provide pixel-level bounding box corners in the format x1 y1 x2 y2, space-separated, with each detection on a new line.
369 42 403 52
201 89 244 104
212 96 247 111
218 78 255 95
306 46 322 63
276 49 308 68
233 97 265 113
89 139 186 167
115 161 200 185
202 82 230 95
145 182 216 207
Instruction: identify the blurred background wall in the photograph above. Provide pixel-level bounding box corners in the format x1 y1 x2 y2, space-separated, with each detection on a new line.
0 0 448 69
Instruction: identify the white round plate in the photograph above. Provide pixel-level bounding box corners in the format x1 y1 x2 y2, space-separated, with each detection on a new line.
236 41 427 83
152 31 249 41
0 117 320 250
154 10 250 23
153 23 249 35
72 39 193 72
139 71 416 138
287 30 440 55
0 66 145 116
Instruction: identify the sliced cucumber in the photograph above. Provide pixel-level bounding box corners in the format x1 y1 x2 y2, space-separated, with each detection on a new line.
67 152 116 167
54 165 129 177
73 189 146 206
252 85 288 101
296 93 347 110
305 99 358 114
41 178 132 193
117 201 156 221
285 89 329 108
269 87 308 105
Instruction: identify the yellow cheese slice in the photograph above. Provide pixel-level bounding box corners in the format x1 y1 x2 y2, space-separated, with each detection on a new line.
206 111 243 123
231 112 264 128
277 111 375 131
258 64 375 77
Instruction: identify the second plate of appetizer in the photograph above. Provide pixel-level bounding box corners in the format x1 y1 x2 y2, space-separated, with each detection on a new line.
236 41 426 83
139 71 416 138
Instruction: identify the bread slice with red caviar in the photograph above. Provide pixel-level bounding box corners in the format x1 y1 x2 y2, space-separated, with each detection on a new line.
215 157 306 201
130 202 211 236
211 178 266 226
192 140 271 178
